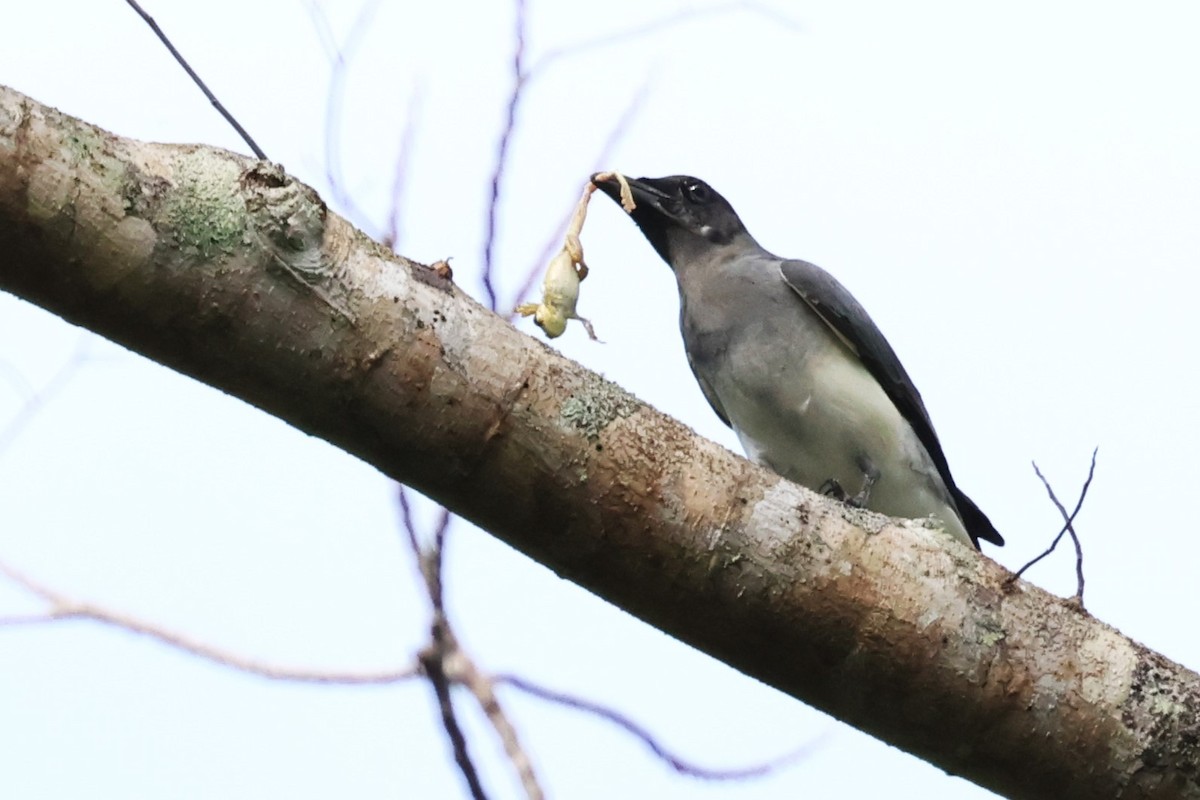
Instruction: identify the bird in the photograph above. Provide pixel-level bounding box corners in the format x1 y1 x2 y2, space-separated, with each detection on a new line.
593 173 1003 550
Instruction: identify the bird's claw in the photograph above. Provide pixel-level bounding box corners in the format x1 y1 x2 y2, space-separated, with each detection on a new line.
819 478 849 502
819 475 875 508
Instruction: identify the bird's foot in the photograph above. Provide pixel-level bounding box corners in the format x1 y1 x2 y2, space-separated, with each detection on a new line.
819 479 850 502
850 472 877 508
819 474 875 509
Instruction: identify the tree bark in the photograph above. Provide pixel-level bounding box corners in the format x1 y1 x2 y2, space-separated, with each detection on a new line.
1 83 1196 800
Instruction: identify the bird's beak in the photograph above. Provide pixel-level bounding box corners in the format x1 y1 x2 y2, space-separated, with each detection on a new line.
591 173 685 266
591 173 677 224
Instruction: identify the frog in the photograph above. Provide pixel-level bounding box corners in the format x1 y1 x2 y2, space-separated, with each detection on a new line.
515 171 634 341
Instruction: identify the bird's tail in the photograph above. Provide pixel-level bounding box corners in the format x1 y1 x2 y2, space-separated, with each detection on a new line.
954 490 1005 548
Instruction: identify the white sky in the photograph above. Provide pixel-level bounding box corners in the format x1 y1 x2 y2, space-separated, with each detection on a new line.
2 1 1199 798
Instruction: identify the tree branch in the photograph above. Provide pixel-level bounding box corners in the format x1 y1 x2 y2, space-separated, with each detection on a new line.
1 83 1197 800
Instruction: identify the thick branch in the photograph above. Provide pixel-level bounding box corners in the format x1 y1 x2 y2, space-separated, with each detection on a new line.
1 84 1197 800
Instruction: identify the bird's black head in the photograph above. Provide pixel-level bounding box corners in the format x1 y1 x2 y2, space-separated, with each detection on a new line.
592 174 751 268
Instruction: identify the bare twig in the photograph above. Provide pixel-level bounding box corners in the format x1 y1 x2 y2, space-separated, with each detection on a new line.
397 484 423 562
382 85 425 251
506 80 652 317
481 0 529 311
526 2 801 79
397 485 542 799
122 0 267 160
309 0 384 227
420 623 490 800
427 506 452 609
1032 451 1096 605
459 658 544 800
400 489 501 797
397 485 451 607
0 359 35 403
304 0 340 62
1010 448 1099 603
494 673 820 780
0 558 418 684
0 336 93 455
486 1 798 315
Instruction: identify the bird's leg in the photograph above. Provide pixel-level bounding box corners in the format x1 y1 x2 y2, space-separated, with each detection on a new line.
820 469 878 508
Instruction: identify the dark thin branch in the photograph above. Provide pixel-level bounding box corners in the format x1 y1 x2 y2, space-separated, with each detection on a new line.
122 0 267 160
398 485 453 609
428 506 451 610
494 673 821 780
401 496 496 799
400 483 486 799
1030 450 1097 605
481 0 529 312
396 487 542 798
397 484 422 559
1010 448 1099 599
421 630 490 800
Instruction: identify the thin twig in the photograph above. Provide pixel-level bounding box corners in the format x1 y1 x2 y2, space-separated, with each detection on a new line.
0 359 35 403
0 337 93 455
396 487 543 799
459 659 544 800
486 1 799 313
0 613 65 627
304 0 340 62
398 485 452 607
481 0 529 311
1010 449 1099 602
526 2 801 80
0 558 418 684
397 484 423 559
1031 451 1097 605
421 622 490 800
429 506 451 609
507 80 652 316
122 0 267 160
399 489 490 797
313 0 383 226
494 673 821 780
382 84 425 251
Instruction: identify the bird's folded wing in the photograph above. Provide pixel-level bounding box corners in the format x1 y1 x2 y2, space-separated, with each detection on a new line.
777 259 951 481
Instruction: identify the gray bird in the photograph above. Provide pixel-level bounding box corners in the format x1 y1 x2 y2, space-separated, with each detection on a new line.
594 174 1003 550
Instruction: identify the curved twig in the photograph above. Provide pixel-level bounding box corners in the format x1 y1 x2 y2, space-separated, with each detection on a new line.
494 673 822 780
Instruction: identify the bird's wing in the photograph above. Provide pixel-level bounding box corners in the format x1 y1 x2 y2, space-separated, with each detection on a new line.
779 259 1004 547
777 259 951 482
683 348 732 428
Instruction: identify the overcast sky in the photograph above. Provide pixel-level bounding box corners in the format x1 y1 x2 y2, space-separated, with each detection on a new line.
3 1 1200 798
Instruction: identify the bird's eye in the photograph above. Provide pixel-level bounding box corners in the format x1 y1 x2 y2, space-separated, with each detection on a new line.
683 181 711 204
